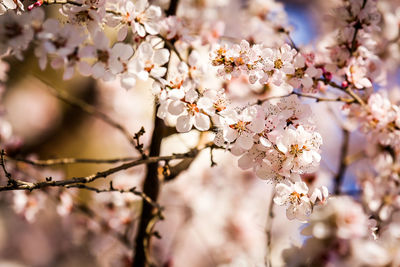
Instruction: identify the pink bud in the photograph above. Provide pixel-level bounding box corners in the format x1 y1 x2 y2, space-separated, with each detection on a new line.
28 0 44 11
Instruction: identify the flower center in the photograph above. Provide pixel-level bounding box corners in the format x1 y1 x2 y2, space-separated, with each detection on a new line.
274 59 283 69
144 61 154 72
230 120 249 132
187 103 199 115
97 50 109 63
289 191 304 204
295 68 305 78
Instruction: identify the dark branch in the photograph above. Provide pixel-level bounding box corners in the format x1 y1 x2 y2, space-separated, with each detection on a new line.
334 129 350 195
6 154 137 166
0 150 199 192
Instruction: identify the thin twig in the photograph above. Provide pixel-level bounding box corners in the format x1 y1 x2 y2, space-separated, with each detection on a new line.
6 155 137 166
345 87 366 106
158 35 183 62
286 32 299 52
0 150 199 192
0 150 11 180
257 91 353 105
317 78 345 91
349 0 367 53
35 76 142 152
66 182 161 210
317 78 366 106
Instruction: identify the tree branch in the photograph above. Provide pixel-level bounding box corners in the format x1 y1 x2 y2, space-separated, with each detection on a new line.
6 154 137 166
133 0 181 265
265 191 275 267
66 182 161 210
257 91 354 105
334 129 350 195
0 150 199 192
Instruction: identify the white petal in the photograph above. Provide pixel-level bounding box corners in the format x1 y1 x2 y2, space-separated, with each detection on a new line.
94 31 109 50
188 50 199 66
176 115 193 132
92 62 106 78
185 89 198 103
138 42 154 60
259 137 272 147
238 154 253 170
302 76 313 89
150 67 166 78
63 67 74 80
112 43 134 60
168 100 185 115
153 48 170 65
144 22 160 35
194 113 210 131
224 127 238 142
121 75 136 89
117 25 128 41
77 61 92 76
237 134 254 150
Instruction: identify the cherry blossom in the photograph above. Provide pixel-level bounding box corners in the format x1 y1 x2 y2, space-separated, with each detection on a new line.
83 31 134 80
0 10 37 60
274 181 312 221
0 0 23 14
117 0 162 39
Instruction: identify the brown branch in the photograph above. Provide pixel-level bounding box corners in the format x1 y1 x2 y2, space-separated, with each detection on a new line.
317 78 345 91
164 142 215 182
317 78 366 106
6 154 137 166
133 0 181 265
282 29 299 52
165 0 179 16
39 0 123 16
349 0 367 54
345 87 366 106
0 150 11 180
334 129 350 195
257 91 354 105
133 114 166 267
265 191 275 267
0 150 199 192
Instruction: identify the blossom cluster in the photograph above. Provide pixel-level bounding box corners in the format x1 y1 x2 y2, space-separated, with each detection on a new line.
353 91 400 153
274 181 328 221
0 0 23 14
0 58 17 150
327 0 385 88
0 0 169 87
0 0 330 222
211 41 322 92
154 61 326 220
284 197 400 266
351 91 400 222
